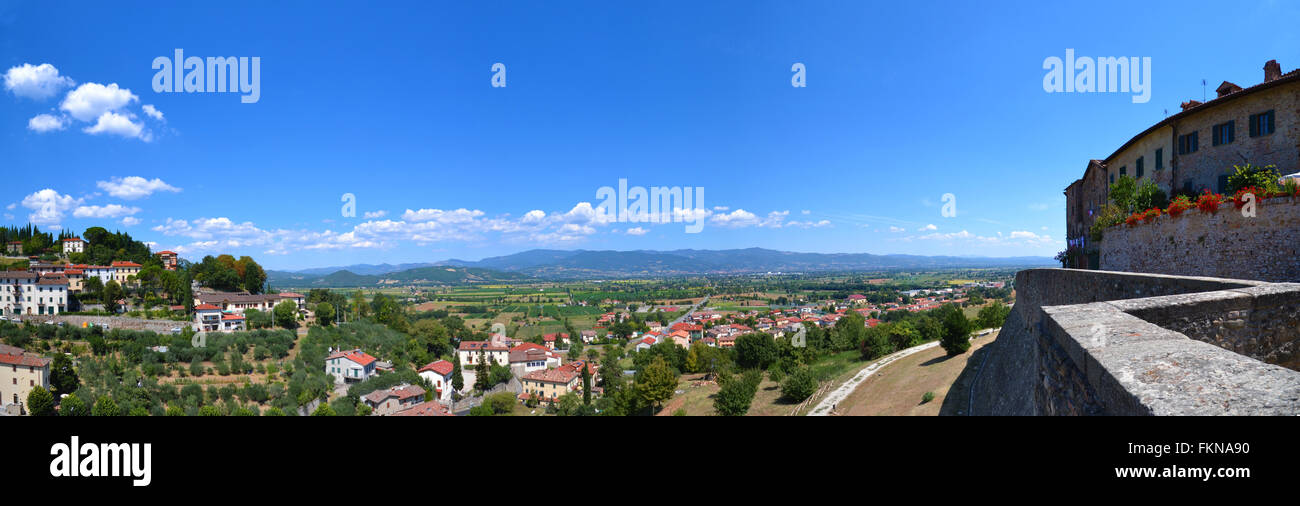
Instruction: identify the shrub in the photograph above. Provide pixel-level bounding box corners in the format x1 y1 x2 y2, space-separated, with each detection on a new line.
1134 179 1168 212
1142 207 1162 222
780 367 818 403
1225 163 1280 194
1124 212 1143 227
922 391 935 404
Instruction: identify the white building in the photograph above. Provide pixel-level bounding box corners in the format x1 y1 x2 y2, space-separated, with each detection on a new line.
61 237 86 255
456 341 509 368
1 272 68 317
417 360 456 403
326 347 379 383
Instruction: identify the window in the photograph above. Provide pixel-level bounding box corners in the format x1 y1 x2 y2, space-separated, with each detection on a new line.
1212 121 1235 146
1119 166 1127 177
1249 110 1275 137
1218 175 1229 193
1178 131 1199 154
1136 157 1144 178
1155 148 1163 170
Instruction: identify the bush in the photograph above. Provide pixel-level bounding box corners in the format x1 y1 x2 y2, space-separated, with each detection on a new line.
26 386 55 416
922 391 935 404
1225 163 1281 194
485 392 516 414
780 367 818 403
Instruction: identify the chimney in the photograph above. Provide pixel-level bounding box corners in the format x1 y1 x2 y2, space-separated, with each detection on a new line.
1264 60 1282 82
1216 81 1242 98
1180 100 1203 112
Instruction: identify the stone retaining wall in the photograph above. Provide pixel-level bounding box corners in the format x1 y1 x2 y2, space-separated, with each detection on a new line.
971 268 1300 415
1100 197 1300 282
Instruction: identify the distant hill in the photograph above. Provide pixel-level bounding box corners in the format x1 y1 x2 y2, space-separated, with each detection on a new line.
288 262 437 276
435 247 1055 279
267 265 529 288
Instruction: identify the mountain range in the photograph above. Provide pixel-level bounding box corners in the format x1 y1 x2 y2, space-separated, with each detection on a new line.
268 247 1054 286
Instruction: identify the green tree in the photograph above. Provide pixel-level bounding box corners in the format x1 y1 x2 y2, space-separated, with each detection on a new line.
581 362 592 406
273 300 298 329
451 359 464 394
26 386 55 416
780 367 818 402
939 305 972 356
714 369 761 416
312 403 336 416
102 280 125 313
198 405 222 416
50 353 79 395
59 393 88 416
166 405 185 416
316 302 335 326
635 356 677 411
91 395 120 416
734 332 777 370
976 301 1011 330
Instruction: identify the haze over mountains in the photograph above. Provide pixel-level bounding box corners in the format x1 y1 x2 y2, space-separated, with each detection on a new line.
268 248 1053 286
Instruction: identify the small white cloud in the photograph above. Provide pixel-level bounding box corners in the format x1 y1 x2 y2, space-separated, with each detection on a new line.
141 104 164 120
3 63 74 100
919 224 937 231
626 227 648 236
889 226 905 233
60 82 138 122
96 176 181 199
20 189 82 227
27 114 66 133
73 204 141 219
83 111 147 140
363 210 387 219
801 210 811 215
120 216 141 226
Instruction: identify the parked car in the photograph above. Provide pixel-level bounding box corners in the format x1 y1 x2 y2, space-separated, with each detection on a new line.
169 327 183 334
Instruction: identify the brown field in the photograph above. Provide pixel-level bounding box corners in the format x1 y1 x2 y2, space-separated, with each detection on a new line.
837 332 996 416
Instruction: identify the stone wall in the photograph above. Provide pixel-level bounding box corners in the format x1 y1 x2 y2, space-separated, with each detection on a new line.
970 268 1300 415
1100 197 1300 282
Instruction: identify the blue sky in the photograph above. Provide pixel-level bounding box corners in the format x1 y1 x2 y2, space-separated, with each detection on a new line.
2 1 1298 270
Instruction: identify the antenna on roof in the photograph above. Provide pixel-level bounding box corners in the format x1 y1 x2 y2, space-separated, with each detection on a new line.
1202 79 1206 101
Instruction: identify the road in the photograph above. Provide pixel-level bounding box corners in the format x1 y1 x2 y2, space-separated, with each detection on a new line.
807 340 941 416
666 296 709 326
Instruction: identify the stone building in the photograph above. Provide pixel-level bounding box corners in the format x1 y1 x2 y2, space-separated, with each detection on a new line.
1065 59 1300 268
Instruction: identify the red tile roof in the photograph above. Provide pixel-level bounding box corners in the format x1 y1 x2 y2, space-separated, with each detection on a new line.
195 304 222 311
458 341 507 352
110 261 141 267
418 360 454 376
391 400 453 416
328 348 378 367
0 352 50 367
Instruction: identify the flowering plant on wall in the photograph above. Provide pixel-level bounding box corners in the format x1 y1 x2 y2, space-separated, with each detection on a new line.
1142 207 1162 222
1197 189 1223 214
1166 195 1193 217
1125 212 1143 227
1233 186 1263 209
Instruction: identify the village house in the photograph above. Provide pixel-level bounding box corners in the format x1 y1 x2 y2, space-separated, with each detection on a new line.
156 250 179 270
457 341 509 367
417 360 456 403
1 271 69 317
4 241 20 255
363 384 427 415
519 360 597 404
61 237 86 256
580 330 597 343
508 342 561 377
391 400 454 416
110 261 142 285
325 347 379 383
0 344 50 415
541 332 570 349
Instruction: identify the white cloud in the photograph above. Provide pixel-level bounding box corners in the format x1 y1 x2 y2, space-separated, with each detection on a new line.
120 216 141 226
786 219 831 228
83 112 147 140
141 104 163 120
889 226 905 233
363 210 387 219
3 63 74 100
60 82 138 122
626 227 648 236
402 208 484 223
96 176 181 199
801 210 811 215
27 114 66 132
918 224 937 231
73 204 141 219
19 189 82 227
